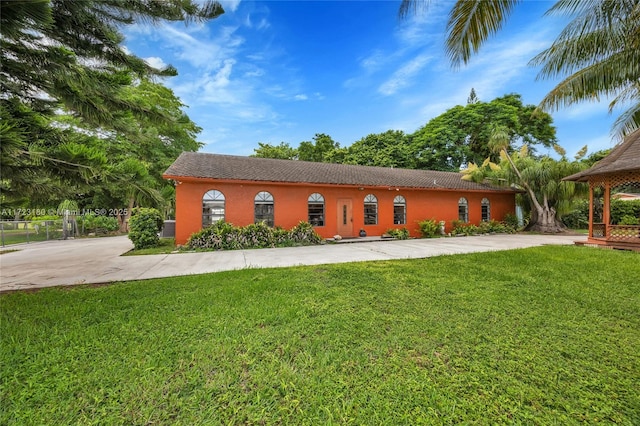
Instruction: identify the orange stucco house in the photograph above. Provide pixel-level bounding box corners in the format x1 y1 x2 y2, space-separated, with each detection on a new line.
163 152 518 245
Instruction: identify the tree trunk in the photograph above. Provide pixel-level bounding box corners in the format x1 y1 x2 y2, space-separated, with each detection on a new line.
525 205 567 233
118 198 135 233
498 148 567 234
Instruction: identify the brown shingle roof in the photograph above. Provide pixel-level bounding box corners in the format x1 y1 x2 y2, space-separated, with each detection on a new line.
164 152 516 192
564 129 640 182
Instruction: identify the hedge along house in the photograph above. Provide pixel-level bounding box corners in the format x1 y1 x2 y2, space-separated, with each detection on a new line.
163 152 519 245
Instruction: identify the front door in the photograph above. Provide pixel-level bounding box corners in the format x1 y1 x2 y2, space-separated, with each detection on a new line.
336 199 353 237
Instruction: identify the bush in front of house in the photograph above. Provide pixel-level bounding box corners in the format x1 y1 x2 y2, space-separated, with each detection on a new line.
186 220 322 251
451 219 517 236
386 228 410 240
478 219 517 234
503 213 520 230
128 208 163 250
288 221 323 245
418 219 439 238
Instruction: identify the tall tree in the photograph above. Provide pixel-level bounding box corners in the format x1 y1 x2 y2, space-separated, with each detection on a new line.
69 79 203 229
338 131 414 168
298 133 341 162
409 94 556 171
0 0 222 206
467 88 479 104
399 0 640 138
251 142 299 160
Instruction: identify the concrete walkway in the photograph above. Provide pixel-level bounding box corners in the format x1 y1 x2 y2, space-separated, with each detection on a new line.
0 234 586 293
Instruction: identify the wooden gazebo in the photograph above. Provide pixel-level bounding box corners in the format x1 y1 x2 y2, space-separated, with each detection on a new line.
564 129 640 250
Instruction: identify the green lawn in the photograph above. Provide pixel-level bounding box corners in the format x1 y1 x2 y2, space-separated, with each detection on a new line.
1 246 638 425
0 228 56 245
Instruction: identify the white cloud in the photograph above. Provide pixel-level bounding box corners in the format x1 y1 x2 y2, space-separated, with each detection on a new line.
220 0 241 13
140 23 244 71
359 49 386 72
378 53 433 96
144 56 168 69
554 100 612 120
394 2 449 47
293 94 308 101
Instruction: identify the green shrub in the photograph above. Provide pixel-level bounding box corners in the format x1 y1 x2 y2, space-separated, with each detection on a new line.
289 221 323 245
611 199 640 224
187 221 322 251
503 213 520 230
478 219 517 234
451 220 479 236
562 199 589 229
386 228 410 240
418 219 439 238
619 214 640 225
31 215 61 223
128 208 163 250
80 213 119 234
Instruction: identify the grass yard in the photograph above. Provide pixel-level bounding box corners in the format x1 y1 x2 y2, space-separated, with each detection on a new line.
1 246 638 425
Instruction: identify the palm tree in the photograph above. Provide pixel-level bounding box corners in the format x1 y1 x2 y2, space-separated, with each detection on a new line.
399 0 640 139
463 126 588 232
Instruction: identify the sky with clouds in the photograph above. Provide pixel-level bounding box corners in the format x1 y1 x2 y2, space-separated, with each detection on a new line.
123 0 621 159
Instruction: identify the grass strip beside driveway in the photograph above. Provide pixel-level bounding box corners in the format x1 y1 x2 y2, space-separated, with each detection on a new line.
1 246 638 425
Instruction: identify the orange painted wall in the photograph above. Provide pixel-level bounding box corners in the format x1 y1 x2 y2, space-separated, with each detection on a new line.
172 178 516 245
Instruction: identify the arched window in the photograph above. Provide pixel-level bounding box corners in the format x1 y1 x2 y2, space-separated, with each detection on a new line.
481 198 491 222
254 191 274 226
364 194 378 225
458 197 469 223
394 195 406 225
202 190 225 227
308 193 325 226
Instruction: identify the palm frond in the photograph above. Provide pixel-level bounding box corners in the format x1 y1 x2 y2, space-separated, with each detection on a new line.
446 0 520 67
398 0 431 19
611 102 640 140
537 49 638 110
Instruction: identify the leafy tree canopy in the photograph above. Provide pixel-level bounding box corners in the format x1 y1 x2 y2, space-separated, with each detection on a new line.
409 94 557 171
298 133 341 162
1 0 222 211
251 142 299 160
338 131 414 168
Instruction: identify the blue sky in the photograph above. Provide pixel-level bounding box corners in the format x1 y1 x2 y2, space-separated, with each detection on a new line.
124 0 621 160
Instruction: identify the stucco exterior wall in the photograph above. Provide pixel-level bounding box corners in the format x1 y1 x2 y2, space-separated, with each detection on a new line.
173 178 516 245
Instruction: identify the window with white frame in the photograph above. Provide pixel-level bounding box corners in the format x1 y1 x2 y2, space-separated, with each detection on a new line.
393 195 406 225
364 194 378 225
458 197 469 222
308 193 325 226
202 190 225 227
481 198 491 222
254 191 274 226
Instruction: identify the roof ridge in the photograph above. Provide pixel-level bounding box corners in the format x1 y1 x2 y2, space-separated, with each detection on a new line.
178 151 465 176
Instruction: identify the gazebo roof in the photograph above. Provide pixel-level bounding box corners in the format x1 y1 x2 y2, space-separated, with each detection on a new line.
564 128 640 182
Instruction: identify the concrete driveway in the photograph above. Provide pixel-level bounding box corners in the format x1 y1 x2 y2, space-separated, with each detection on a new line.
0 234 586 293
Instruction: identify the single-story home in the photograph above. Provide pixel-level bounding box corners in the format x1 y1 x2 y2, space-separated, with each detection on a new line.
163 152 518 245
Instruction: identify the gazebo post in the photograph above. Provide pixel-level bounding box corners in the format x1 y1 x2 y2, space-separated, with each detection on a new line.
588 181 594 239
603 179 611 238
